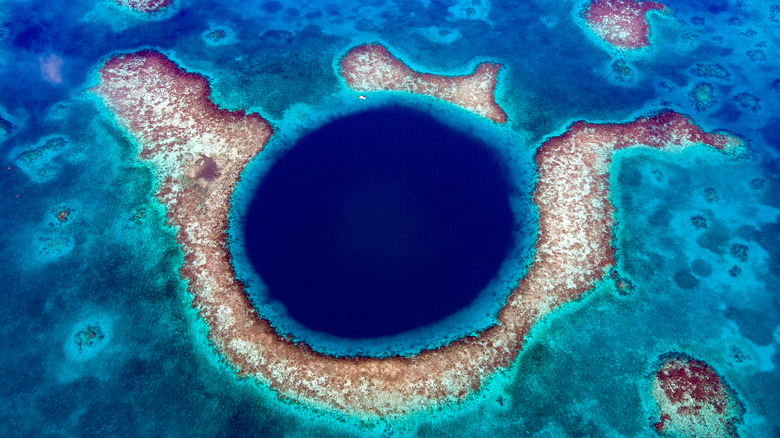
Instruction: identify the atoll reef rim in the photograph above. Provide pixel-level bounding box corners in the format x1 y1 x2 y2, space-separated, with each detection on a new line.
93 44 744 416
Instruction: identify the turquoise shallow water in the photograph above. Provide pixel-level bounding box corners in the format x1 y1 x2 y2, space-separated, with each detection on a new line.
1 0 778 436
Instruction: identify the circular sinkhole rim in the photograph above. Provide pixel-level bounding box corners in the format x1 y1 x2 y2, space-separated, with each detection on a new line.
228 97 537 359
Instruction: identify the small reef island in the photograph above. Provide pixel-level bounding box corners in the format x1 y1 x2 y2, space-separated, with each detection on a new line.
93 40 744 424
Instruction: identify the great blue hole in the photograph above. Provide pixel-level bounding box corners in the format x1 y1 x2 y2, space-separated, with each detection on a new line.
243 106 516 340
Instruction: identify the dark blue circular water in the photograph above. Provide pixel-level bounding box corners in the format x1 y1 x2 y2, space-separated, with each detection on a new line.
244 107 515 339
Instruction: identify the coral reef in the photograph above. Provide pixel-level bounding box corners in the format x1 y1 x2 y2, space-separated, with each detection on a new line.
55 208 72 224
688 82 716 111
691 215 707 230
205 29 226 42
14 137 71 182
689 64 730 80
74 325 105 353
651 353 743 437
582 0 669 50
612 58 635 82
340 44 507 123
114 0 170 13
95 48 745 416
746 49 766 62
732 92 760 113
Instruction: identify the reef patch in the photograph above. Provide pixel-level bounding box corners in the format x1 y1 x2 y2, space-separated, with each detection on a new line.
64 316 113 362
339 44 507 123
582 0 670 50
14 136 73 183
651 353 744 437
113 0 171 13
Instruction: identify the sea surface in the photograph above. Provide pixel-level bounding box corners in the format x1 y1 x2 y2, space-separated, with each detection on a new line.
1 0 778 436
241 107 519 342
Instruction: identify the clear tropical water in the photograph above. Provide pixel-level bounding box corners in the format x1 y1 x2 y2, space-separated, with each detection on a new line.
1 0 778 436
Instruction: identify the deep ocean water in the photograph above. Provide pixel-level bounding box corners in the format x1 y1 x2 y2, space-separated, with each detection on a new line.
240 107 519 343
1 0 778 436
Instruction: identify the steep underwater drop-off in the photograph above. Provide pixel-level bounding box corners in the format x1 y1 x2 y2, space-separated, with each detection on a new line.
241 106 517 340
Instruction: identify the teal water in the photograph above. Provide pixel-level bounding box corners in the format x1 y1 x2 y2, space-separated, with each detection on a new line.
1 0 778 436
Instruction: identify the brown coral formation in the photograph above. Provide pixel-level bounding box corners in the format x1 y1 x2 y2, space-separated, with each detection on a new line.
94 49 743 416
340 44 507 123
114 0 171 13
652 354 743 437
583 0 670 50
